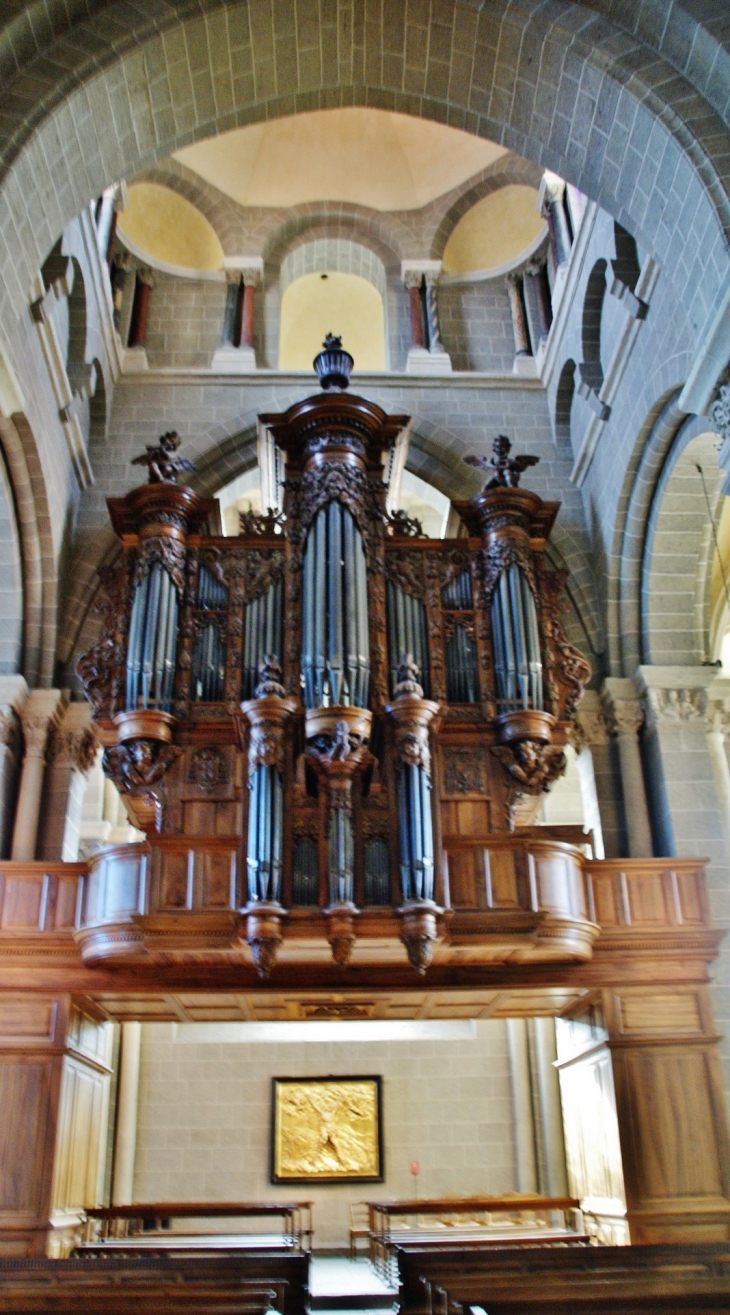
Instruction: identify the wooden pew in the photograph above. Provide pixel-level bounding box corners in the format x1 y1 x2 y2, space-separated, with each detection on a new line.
396 1241 730 1315
0 1256 293 1315
367 1196 585 1278
80 1200 313 1251
0 1251 310 1315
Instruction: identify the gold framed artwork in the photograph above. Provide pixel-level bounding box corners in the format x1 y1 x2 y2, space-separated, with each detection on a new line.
271 1076 384 1184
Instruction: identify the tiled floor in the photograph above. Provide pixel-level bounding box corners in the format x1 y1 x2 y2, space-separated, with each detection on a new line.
309 1257 397 1298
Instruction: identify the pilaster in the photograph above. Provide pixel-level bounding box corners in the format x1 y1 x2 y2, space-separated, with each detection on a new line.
38 703 97 862
601 678 652 858
11 690 66 862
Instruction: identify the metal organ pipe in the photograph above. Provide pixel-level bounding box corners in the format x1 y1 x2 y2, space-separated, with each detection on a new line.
246 763 284 902
491 563 543 712
301 503 370 709
386 581 430 696
242 579 283 700
125 561 179 713
328 806 354 904
397 762 435 903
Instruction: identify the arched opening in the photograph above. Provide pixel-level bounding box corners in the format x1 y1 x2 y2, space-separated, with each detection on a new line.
279 271 386 371
580 260 608 394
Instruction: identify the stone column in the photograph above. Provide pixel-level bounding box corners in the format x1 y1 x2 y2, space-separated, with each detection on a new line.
112 1021 142 1205
506 273 537 379
533 1018 569 1197
127 266 155 348
405 269 425 346
601 678 653 859
506 273 530 356
0 675 27 858
506 1018 538 1192
705 695 730 859
539 172 572 269
212 257 263 371
241 267 259 349
574 690 621 857
38 703 97 861
402 261 452 374
524 257 552 344
11 690 65 862
96 187 117 264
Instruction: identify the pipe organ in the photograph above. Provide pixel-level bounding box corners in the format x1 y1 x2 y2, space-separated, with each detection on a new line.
77 344 593 977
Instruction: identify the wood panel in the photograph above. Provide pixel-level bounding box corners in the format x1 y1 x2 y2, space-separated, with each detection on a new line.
556 1043 628 1245
0 1060 56 1218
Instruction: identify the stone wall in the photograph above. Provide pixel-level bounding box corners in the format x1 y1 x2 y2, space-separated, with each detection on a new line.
145 274 227 369
134 1021 515 1247
439 280 515 373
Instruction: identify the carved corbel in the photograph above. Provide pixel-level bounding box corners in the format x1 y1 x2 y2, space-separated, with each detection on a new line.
240 656 298 777
102 739 181 833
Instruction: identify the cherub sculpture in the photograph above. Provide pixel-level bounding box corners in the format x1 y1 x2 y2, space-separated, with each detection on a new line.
465 434 539 489
131 430 195 484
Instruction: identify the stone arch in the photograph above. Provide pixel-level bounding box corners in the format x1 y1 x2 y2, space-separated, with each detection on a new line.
429 156 543 262
641 421 725 667
279 240 387 300
0 1 726 369
0 442 23 674
0 414 54 687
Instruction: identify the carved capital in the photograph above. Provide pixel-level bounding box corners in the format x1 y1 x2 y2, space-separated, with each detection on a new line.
21 714 55 759
601 687 644 737
137 265 156 288
49 726 98 774
524 256 547 277
710 382 730 445
242 267 261 288
403 269 424 290
0 706 20 753
706 699 730 736
644 686 707 729
574 698 610 747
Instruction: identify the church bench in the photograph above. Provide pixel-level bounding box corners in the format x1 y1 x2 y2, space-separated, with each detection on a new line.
0 1256 297 1314
366 1196 583 1277
81 1200 313 1251
395 1241 730 1315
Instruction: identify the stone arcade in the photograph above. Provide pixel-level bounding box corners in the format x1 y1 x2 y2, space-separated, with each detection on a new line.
1 3 730 1309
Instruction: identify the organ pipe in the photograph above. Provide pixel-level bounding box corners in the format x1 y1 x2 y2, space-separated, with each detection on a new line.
490 562 543 712
246 763 284 902
397 762 435 902
386 580 430 696
301 503 370 709
242 579 283 700
126 561 178 712
328 806 355 904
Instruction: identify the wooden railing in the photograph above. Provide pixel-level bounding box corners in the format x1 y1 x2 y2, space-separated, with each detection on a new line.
81 1200 313 1252
0 852 713 967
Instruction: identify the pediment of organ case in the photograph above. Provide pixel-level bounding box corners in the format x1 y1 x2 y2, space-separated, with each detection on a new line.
77 392 591 980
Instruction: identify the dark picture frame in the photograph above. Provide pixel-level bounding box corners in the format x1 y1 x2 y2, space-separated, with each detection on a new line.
270 1075 384 1184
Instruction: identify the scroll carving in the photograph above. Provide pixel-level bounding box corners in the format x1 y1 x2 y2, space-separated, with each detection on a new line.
286 464 386 570
76 558 131 717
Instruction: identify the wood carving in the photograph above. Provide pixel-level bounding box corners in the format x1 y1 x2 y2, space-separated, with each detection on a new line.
130 430 195 484
76 559 130 717
187 746 228 793
443 747 489 795
491 741 567 795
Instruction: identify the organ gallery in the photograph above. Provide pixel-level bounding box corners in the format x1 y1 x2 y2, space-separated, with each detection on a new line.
76 339 593 977
1 8 730 1302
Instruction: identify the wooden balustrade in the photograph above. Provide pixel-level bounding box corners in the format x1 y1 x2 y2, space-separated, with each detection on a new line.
0 851 715 971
